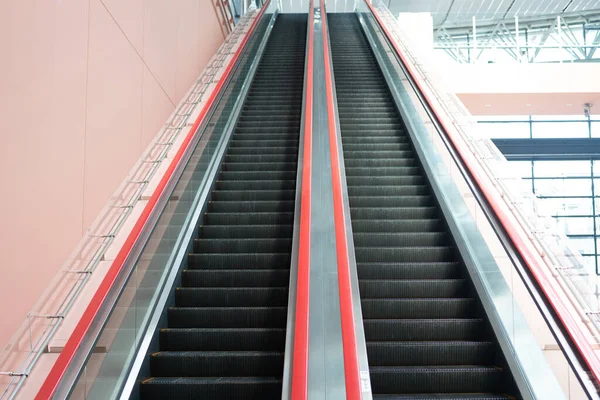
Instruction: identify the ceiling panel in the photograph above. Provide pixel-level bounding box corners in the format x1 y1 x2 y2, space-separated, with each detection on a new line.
387 0 600 27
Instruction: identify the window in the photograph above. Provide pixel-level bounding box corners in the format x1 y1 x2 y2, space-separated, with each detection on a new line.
478 122 530 138
533 160 590 178
534 178 591 197
531 121 589 138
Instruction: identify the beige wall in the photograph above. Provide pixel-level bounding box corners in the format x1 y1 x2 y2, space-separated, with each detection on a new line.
0 0 225 349
434 63 600 115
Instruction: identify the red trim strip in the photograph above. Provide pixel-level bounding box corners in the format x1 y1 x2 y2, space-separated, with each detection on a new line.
365 1 600 385
321 2 362 399
34 4 271 399
291 2 314 399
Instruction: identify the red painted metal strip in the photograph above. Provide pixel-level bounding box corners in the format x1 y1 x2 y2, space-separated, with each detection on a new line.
34 4 271 399
365 0 600 385
291 2 314 399
321 1 362 399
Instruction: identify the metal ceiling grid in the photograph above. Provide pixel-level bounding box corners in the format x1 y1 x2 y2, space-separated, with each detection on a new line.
387 0 600 27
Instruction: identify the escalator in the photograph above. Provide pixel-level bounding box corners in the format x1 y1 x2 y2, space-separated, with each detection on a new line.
329 14 520 399
139 14 307 399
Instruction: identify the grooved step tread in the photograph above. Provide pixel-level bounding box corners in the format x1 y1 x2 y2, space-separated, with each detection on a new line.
141 14 306 400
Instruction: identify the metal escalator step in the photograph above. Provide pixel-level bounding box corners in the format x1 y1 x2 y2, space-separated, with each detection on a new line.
219 170 297 181
226 146 298 155
198 223 293 238
203 211 295 225
159 328 286 351
361 298 476 319
167 307 288 328
349 195 432 207
363 319 485 341
150 351 284 377
215 179 296 191
342 135 408 144
353 232 447 247
350 207 438 220
369 366 504 395
188 253 291 269
346 175 424 186
345 166 421 177
207 200 295 213
181 269 290 287
354 246 456 263
193 238 292 253
140 377 282 400
225 154 297 163
356 262 461 280
367 341 496 366
210 189 296 202
175 287 288 307
348 185 428 196
359 279 468 298
372 394 512 399
199 224 293 238
351 219 443 233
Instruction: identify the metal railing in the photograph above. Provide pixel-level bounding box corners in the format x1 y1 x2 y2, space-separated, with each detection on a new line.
370 1 600 343
0 9 258 400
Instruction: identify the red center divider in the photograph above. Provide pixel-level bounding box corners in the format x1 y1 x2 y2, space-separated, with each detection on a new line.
365 1 600 385
34 4 271 398
321 1 363 399
291 1 314 399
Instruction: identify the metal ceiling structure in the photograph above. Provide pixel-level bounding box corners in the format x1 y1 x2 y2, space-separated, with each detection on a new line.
386 0 600 29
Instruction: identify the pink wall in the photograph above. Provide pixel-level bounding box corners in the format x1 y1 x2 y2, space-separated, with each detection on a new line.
0 0 225 349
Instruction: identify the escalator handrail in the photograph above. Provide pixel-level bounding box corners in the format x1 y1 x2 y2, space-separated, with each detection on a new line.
33 3 272 398
291 2 314 399
321 1 363 399
363 0 600 386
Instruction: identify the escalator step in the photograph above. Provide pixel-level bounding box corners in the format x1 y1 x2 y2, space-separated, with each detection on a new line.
354 246 456 263
351 207 438 220
210 190 296 202
353 232 447 247
150 351 284 377
372 394 512 399
140 377 282 400
193 238 292 253
159 328 286 351
359 279 468 298
188 253 291 269
207 200 294 213
363 319 485 341
351 219 443 233
367 342 496 366
361 298 475 319
167 307 288 328
181 269 290 287
175 287 288 307
203 211 294 225
199 224 293 238
369 366 504 394
349 195 432 208
356 262 461 280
